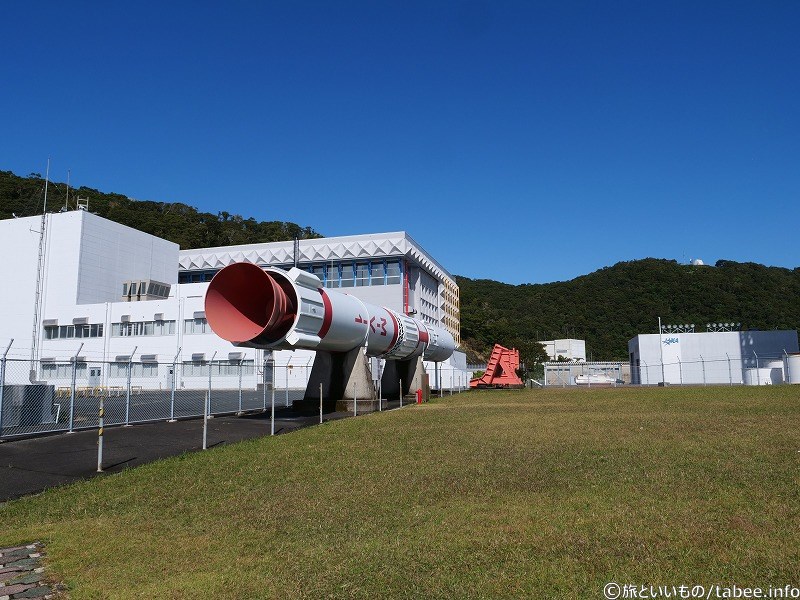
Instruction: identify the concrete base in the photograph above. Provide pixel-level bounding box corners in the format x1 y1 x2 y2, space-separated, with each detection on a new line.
336 398 383 413
303 346 376 403
300 349 429 407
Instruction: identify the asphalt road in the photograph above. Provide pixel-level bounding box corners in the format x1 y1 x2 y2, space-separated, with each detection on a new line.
0 402 404 503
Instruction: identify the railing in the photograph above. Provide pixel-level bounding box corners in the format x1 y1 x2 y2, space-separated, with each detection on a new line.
0 357 472 440
542 353 793 387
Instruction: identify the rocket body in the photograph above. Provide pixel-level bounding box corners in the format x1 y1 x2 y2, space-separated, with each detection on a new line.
204 262 455 362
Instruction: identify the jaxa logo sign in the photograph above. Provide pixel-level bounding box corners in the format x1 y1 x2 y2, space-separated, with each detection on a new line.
662 337 679 346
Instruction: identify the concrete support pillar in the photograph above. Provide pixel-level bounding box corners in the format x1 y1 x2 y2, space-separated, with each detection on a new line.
300 347 378 413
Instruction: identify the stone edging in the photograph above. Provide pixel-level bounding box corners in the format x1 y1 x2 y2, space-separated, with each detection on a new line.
0 543 63 599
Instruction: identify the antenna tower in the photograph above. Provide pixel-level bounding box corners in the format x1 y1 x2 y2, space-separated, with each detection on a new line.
29 160 50 381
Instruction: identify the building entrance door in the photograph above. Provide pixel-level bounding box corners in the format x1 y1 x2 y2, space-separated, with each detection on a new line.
88 367 102 386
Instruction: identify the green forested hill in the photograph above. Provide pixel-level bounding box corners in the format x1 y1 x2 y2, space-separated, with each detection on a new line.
458 259 800 362
3 170 797 363
0 170 321 248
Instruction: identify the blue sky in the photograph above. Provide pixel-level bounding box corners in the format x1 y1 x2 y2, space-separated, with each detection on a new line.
2 1 798 284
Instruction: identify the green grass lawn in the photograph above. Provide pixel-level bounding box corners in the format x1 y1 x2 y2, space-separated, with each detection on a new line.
2 386 799 599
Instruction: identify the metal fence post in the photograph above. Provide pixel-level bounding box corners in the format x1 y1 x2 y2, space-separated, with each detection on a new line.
678 358 682 385
727 353 732 385
700 355 706 386
262 356 268 412
97 394 104 472
353 384 357 417
785 349 790 384
400 379 403 407
237 358 244 415
0 339 12 437
271 365 276 432
285 363 290 408
207 351 216 417
202 391 209 450
169 347 181 422
68 343 84 433
319 383 323 424
754 351 760 385
124 346 137 426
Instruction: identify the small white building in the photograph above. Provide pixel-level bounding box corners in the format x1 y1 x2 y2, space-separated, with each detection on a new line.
538 339 586 362
0 210 468 392
628 330 798 385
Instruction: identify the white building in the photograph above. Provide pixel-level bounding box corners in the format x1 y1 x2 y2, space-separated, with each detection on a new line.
538 339 586 362
0 210 468 392
628 331 798 385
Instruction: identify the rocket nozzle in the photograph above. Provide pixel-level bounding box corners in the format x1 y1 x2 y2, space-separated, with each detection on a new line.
204 262 296 345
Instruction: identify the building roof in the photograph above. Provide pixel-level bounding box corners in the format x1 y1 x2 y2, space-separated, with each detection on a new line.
178 231 455 283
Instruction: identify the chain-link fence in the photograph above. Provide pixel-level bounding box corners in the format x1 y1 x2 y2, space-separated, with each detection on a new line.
474 354 796 388
632 352 791 386
544 362 630 387
0 356 294 440
0 356 472 440
541 353 794 387
432 368 470 395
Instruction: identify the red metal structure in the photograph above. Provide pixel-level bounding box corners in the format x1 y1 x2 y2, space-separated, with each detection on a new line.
470 344 524 388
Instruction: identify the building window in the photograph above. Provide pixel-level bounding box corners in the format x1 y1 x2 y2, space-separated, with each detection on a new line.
40 362 87 379
341 263 355 288
43 324 104 340
325 264 341 288
312 264 326 286
184 318 210 334
109 362 159 378
215 359 254 376
371 260 386 286
178 270 219 284
111 320 176 337
386 260 401 285
355 262 370 286
181 359 254 377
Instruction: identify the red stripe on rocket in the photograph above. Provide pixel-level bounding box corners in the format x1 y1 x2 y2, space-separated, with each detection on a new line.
204 262 455 362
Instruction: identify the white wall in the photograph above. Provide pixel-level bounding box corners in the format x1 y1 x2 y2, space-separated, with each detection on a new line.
629 331 799 385
539 339 586 361
0 215 45 358
73 211 178 305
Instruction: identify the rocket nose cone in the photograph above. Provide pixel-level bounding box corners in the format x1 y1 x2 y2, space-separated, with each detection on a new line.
204 262 294 344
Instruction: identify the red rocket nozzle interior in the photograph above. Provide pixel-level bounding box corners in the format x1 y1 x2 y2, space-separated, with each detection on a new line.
204 262 297 345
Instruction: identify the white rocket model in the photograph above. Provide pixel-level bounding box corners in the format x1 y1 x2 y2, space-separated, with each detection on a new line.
204 262 456 363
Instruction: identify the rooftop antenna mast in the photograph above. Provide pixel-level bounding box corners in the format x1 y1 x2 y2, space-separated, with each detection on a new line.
29 158 50 381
